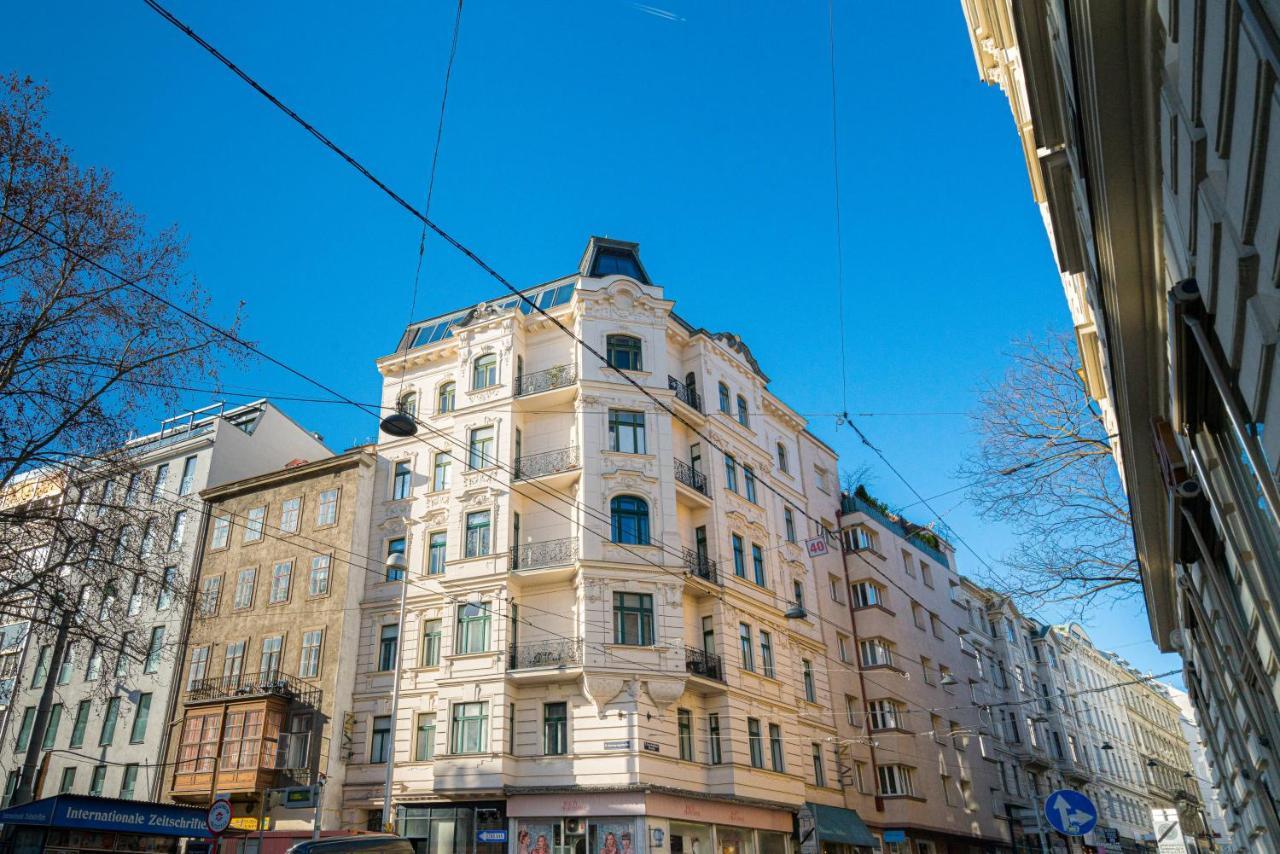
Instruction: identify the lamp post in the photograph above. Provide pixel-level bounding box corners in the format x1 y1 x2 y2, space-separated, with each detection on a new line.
381 550 410 833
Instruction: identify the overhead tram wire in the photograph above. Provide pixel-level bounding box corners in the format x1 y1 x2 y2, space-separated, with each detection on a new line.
825 0 850 417
136 0 999 658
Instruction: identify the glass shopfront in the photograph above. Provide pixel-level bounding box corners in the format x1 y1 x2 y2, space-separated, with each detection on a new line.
398 802 507 854
515 817 643 854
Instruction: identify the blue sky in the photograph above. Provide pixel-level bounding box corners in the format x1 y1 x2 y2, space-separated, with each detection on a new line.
3 1 1178 678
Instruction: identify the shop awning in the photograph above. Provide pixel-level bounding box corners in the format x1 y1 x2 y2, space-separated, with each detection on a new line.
807 803 876 848
0 794 212 837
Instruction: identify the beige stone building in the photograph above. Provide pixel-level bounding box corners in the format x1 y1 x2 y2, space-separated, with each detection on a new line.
962 0 1280 843
341 238 875 854
833 489 1010 853
164 447 375 836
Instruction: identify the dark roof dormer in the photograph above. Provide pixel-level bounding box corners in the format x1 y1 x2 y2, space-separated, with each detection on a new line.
580 237 651 284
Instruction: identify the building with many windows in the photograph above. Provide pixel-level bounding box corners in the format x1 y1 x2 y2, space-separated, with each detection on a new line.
962 0 1280 843
163 447 375 836
340 238 874 854
0 401 328 805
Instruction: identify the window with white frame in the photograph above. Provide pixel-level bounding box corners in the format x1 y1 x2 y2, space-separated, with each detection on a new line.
243 507 264 543
300 630 322 678
280 497 301 533
850 581 884 609
316 489 339 526
233 568 256 610
309 555 331 596
867 699 903 731
211 515 230 549
877 764 914 796
269 561 292 604
859 639 894 668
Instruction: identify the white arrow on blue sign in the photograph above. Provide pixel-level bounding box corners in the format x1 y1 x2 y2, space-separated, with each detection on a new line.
1043 789 1098 836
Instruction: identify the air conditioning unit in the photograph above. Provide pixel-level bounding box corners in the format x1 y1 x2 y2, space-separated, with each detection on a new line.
566 819 586 835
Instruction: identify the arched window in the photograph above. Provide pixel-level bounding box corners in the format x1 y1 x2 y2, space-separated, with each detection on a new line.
776 443 788 473
437 382 456 414
398 391 417 418
736 395 750 427
606 335 643 372
610 495 650 545
718 382 731 413
472 354 497 390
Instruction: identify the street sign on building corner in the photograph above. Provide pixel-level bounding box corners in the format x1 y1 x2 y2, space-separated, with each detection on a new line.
1044 790 1098 836
804 537 828 557
206 798 232 835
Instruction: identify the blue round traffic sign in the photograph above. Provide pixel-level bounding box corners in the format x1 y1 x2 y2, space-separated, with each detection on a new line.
1044 789 1097 836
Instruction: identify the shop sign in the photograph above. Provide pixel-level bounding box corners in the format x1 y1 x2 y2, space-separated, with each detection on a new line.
55 798 211 838
230 816 268 831
805 537 828 557
883 831 906 843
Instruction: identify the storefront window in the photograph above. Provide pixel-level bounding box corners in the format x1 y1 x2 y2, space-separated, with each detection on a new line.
670 822 711 854
757 832 787 854
590 820 639 854
714 827 755 854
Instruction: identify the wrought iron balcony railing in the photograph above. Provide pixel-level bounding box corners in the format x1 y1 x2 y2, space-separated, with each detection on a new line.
509 537 577 571
509 638 584 670
514 446 581 480
668 376 702 412
187 669 320 706
673 459 708 495
682 548 719 585
514 364 577 397
685 646 725 682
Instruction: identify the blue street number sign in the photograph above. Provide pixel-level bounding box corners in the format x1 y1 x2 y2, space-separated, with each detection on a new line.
1043 790 1098 836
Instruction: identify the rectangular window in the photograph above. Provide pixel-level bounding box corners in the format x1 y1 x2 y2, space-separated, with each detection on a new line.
32 645 51 688
432 452 452 491
829 575 844 602
456 604 490 654
769 723 785 771
709 713 722 764
859 639 893 668
465 511 491 557
188 646 209 689
751 543 766 586
129 693 152 743
115 633 132 677
386 537 406 581
784 508 796 542
468 426 496 470
260 635 283 674
877 765 914 796
612 593 654 646
269 561 293 604
120 764 139 799
279 497 301 533
378 625 399 671
14 707 35 751
718 383 731 413
234 568 256 609
450 702 488 754
211 515 231 549
851 582 883 608
748 718 764 768
868 700 902 731
309 555 331 596
543 702 568 755
58 766 76 794
169 510 188 551
174 456 198 497
243 506 264 543
921 562 933 587
415 713 436 761
732 534 746 578
802 659 816 702
224 641 245 678
100 698 120 746
65 699 90 750
300 630 323 678
316 489 339 526
608 410 646 454
199 575 222 616
812 743 826 786
143 627 164 673
152 463 169 501
760 631 775 678
370 716 391 763
57 644 74 684
677 709 693 761
846 695 859 726
393 461 412 500
421 619 442 666
724 454 738 492
428 532 447 575
743 466 757 502
739 623 754 671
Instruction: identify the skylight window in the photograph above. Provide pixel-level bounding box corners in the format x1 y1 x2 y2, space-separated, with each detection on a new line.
590 247 647 281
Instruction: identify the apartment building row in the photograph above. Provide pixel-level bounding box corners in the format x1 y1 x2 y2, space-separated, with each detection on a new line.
0 238 1208 854
962 0 1280 846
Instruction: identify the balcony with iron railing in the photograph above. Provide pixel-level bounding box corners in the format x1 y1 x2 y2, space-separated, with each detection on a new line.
682 548 720 585
514 446 581 480
514 364 577 397
685 646 725 682
509 536 578 572
673 459 709 496
508 638 584 670
668 376 702 412
186 669 321 707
